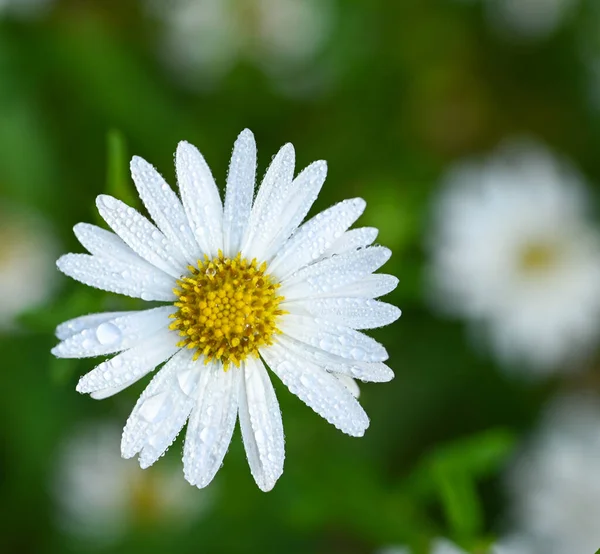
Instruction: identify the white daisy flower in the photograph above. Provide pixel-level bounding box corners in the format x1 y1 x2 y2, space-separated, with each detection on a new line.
454 0 578 41
54 423 209 543
147 0 334 90
506 393 600 554
483 0 578 40
377 539 509 554
0 204 58 330
427 140 600 373
53 129 400 491
0 0 52 17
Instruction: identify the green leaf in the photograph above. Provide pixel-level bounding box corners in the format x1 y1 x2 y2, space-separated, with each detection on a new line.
432 460 483 542
105 128 138 207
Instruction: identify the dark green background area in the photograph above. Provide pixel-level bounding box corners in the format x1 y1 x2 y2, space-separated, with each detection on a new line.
0 1 597 553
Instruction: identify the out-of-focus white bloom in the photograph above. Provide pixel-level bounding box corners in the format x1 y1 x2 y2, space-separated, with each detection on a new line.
147 0 334 90
0 0 52 17
54 423 210 543
377 539 510 554
0 204 58 329
483 0 577 40
428 140 600 373
506 393 600 554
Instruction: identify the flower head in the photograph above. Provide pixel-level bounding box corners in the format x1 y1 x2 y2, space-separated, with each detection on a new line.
148 0 334 90
0 204 58 329
53 129 400 491
53 423 209 543
427 140 600 373
506 393 600 554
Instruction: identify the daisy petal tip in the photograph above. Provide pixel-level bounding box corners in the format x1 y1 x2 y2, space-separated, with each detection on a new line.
256 478 278 493
129 155 147 172
138 457 154 470
238 128 255 141
55 254 71 273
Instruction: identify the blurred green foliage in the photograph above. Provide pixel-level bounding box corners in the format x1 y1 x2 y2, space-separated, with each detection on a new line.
1 1 599 553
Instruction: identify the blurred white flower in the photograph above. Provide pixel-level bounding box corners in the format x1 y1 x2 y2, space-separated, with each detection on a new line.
0 204 58 329
0 0 52 17
54 422 210 543
505 393 600 554
483 0 577 40
147 0 335 91
428 140 600 373
377 539 509 554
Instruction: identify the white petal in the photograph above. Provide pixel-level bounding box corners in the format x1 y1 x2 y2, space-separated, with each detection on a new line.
56 311 130 341
280 314 388 363
223 129 256 257
261 343 370 437
96 195 186 277
335 374 360 398
260 160 328 261
57 253 175 301
241 143 295 261
238 357 284 492
52 307 175 358
319 227 378 260
130 156 199 263
280 246 392 301
329 274 399 299
277 334 394 382
268 198 366 280
76 330 180 397
74 223 146 265
183 362 240 488
176 141 224 257
121 348 201 468
285 297 401 329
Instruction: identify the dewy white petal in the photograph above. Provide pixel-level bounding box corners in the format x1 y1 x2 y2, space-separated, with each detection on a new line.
319 227 379 260
52 307 175 358
74 223 148 265
176 140 224 257
96 195 186 277
330 274 399 299
121 348 201 469
183 361 240 488
223 129 256 257
261 343 370 437
280 314 388 363
259 159 328 262
76 330 180 397
130 156 200 264
285 297 401 329
334 374 360 399
280 246 392 300
277 334 394 383
56 311 130 341
238 356 285 492
240 143 295 261
57 254 175 301
268 198 366 280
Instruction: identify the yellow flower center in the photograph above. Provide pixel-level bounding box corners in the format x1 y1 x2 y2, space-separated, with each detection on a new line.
518 242 558 273
170 251 285 369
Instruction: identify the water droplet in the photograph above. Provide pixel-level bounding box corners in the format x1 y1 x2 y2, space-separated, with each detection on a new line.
177 368 200 396
200 427 216 444
96 322 121 346
139 391 172 423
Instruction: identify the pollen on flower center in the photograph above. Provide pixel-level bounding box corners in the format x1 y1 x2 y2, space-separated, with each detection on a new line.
169 251 285 369
518 242 559 273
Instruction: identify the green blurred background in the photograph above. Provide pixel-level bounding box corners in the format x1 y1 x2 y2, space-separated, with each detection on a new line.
0 0 598 553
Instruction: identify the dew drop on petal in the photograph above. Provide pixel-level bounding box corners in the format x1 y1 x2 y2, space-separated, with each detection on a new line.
95 322 122 346
139 391 172 423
